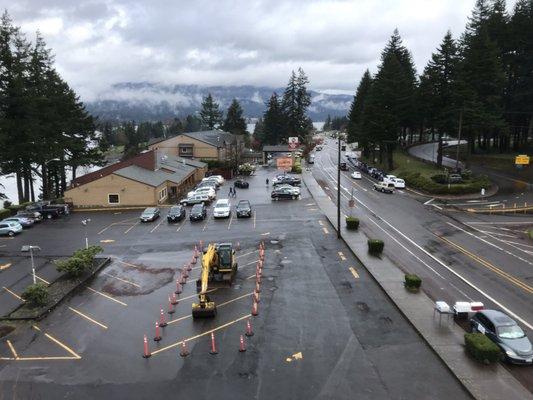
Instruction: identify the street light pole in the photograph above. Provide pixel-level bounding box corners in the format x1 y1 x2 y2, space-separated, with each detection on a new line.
30 246 36 284
82 218 91 249
455 109 463 171
337 135 341 239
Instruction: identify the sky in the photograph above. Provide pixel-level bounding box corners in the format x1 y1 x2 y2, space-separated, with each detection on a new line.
2 0 518 101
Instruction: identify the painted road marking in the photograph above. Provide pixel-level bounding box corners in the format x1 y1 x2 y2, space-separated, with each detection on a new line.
32 325 81 359
349 267 359 279
236 250 258 259
227 213 234 230
0 263 12 270
177 289 217 303
305 203 315 206
68 307 108 330
318 220 324 226
124 222 139 234
308 208 318 211
438 236 533 295
6 340 18 358
286 351 303 362
322 227 329 234
86 287 127 306
176 220 186 232
253 211 256 229
102 272 140 288
115 259 142 269
0 237 14 240
202 216 210 231
150 219 164 233
167 292 253 326
261 232 270 236
246 274 256 280
100 239 115 243
151 314 251 356
2 286 24 301
338 252 346 261
35 275 50 285
241 259 260 268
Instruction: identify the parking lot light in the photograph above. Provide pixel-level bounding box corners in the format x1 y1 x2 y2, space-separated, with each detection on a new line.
21 245 41 285
81 218 91 249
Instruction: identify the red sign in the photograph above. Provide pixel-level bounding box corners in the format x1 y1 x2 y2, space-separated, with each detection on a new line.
276 157 293 171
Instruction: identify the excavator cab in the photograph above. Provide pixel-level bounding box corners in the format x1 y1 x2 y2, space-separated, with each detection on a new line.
192 243 238 318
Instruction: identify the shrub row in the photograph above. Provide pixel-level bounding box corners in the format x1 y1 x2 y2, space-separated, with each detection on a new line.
464 333 501 364
399 171 491 195
55 245 103 278
0 208 11 219
368 239 384 254
21 283 49 307
345 217 359 230
291 165 302 173
404 274 422 291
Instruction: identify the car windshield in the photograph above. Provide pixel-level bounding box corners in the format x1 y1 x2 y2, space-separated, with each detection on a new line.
170 206 181 213
191 205 202 212
144 208 156 213
497 325 525 339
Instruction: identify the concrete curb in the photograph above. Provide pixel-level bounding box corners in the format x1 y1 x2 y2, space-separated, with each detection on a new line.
302 170 533 400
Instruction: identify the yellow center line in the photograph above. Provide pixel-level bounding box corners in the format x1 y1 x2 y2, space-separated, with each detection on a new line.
322 227 329 234
349 267 359 279
86 287 127 306
338 251 346 261
438 236 533 294
36 275 50 285
68 307 108 330
167 292 252 326
6 340 18 359
124 222 139 234
150 219 164 233
102 272 141 288
2 286 24 301
152 313 251 356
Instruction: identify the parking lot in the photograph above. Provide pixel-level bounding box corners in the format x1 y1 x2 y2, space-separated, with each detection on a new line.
0 168 471 399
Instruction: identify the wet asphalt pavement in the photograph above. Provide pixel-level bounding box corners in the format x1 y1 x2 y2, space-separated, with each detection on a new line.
0 168 471 399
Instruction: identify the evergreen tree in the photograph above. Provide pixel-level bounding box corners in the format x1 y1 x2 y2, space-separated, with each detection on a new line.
184 114 202 132
347 69 372 146
281 68 312 139
253 117 265 146
122 121 144 159
323 114 332 131
199 93 222 130
223 98 247 135
263 93 285 145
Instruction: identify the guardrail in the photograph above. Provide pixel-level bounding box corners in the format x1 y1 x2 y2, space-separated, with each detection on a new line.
465 202 532 214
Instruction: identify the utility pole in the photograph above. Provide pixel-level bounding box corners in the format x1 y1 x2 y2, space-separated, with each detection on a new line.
455 109 463 171
337 135 341 239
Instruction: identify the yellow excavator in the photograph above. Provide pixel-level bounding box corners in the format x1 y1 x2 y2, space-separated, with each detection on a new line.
192 243 238 318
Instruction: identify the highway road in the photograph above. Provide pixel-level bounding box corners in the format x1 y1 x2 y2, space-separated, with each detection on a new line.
312 137 533 388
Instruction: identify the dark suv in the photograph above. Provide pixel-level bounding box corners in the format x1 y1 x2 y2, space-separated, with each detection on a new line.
235 200 252 218
167 205 185 223
189 203 207 221
470 310 533 364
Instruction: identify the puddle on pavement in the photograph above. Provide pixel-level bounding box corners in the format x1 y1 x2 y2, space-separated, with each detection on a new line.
0 324 15 338
102 263 175 296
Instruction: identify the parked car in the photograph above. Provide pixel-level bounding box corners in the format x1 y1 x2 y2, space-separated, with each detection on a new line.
448 174 462 183
2 216 34 228
275 184 300 196
0 221 23 237
202 177 221 187
16 210 43 223
392 178 406 189
271 187 299 200
470 310 533 364
273 175 301 186
167 205 186 223
206 175 225 185
189 203 207 221
351 171 362 179
234 180 249 189
196 181 218 191
188 187 216 200
236 200 252 218
140 207 160 222
373 181 395 193
180 193 211 206
213 199 231 218
26 204 61 219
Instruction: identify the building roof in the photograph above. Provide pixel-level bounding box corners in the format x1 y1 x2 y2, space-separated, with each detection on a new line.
172 156 206 168
263 145 294 152
148 130 236 148
114 161 195 187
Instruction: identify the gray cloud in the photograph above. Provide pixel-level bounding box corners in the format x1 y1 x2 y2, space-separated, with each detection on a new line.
1 0 518 100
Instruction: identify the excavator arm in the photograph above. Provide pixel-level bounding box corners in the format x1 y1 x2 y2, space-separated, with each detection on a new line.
192 244 218 318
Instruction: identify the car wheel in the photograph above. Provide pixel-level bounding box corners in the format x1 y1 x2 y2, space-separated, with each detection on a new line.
8 231 14 237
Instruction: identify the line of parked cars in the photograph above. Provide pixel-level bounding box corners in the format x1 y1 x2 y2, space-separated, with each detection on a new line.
0 201 70 237
271 174 302 200
348 158 406 194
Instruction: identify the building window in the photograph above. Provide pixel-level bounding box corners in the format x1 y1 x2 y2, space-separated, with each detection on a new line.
108 194 119 204
159 187 167 201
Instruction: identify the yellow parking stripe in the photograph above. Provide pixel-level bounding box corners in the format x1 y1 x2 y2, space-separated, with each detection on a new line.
338 252 346 261
36 275 50 285
86 287 127 306
2 286 24 301
322 227 329 234
6 340 18 358
32 325 81 359
102 272 140 288
68 307 108 330
349 267 359 279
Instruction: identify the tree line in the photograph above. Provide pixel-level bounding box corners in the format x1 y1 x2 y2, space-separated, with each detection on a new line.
253 68 313 145
0 12 101 203
347 0 533 170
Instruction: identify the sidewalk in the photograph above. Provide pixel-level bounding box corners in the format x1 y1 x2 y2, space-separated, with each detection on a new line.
302 170 533 400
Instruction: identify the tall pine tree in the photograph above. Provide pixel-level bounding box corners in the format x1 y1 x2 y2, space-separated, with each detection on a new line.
223 98 247 135
199 93 222 130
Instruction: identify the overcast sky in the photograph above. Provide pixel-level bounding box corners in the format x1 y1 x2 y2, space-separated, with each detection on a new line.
2 0 517 101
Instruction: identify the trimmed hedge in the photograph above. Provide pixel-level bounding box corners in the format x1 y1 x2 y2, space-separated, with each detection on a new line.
56 245 103 278
21 283 49 307
368 239 384 254
464 333 501 364
399 171 491 195
346 217 360 230
431 174 448 184
404 274 422 291
291 165 302 173
0 208 11 219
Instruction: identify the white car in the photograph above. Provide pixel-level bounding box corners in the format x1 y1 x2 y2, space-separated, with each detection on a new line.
384 175 397 184
213 199 231 218
275 184 300 196
393 178 405 189
350 171 362 179
206 175 225 185
188 187 216 200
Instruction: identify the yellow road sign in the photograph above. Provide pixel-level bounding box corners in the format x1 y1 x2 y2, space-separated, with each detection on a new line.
515 155 530 165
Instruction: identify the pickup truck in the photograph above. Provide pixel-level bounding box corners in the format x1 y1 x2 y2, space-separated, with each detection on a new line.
26 202 68 219
373 181 395 194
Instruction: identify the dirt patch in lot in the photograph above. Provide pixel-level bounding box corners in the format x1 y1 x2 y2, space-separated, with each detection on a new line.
102 263 176 296
0 324 15 338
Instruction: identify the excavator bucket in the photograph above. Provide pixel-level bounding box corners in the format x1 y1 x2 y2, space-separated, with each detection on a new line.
192 302 217 318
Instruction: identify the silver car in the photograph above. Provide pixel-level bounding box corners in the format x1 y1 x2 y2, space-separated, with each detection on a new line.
2 216 34 228
0 221 23 236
